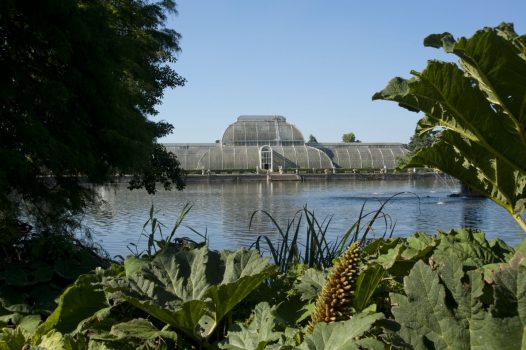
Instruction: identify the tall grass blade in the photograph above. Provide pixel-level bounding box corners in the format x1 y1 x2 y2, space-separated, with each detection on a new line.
166 203 193 243
250 193 412 271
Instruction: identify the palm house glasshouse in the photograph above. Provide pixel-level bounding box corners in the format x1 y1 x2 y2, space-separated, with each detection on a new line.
165 116 408 172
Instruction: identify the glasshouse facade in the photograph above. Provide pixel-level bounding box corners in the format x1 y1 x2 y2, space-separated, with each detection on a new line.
164 116 408 172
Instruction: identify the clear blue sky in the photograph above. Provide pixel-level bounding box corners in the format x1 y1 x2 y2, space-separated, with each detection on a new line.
156 0 525 144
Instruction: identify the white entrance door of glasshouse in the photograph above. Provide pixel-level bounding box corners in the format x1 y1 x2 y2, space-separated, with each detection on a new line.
260 145 273 171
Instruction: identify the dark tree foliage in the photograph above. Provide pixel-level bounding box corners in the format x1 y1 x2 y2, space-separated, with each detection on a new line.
129 142 185 194
397 129 441 167
307 134 318 144
406 129 441 153
0 0 186 234
342 132 360 143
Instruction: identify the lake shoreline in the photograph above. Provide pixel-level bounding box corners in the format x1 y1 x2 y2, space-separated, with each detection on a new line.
182 171 443 183
102 171 445 185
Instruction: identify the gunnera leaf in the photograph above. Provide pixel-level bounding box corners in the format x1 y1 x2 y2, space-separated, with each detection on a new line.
294 268 327 302
37 330 83 349
33 273 108 344
481 245 526 284
391 261 469 349
106 246 275 342
373 24 526 231
220 302 281 350
432 229 513 268
372 230 513 278
371 233 437 276
0 326 29 350
299 312 383 350
110 318 178 341
482 265 526 348
392 255 526 349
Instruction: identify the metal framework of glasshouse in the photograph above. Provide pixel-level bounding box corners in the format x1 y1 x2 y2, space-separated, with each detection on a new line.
165 116 408 172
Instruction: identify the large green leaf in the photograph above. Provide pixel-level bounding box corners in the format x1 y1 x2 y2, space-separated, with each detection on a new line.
205 274 277 338
298 312 383 350
107 246 274 342
219 248 275 282
120 297 206 341
482 250 526 284
294 268 326 302
0 326 29 350
391 256 526 349
486 266 526 345
446 24 526 130
109 318 178 341
122 256 148 277
468 266 526 349
220 302 281 350
400 233 437 260
84 317 179 349
371 229 512 280
373 23 526 231
432 229 513 268
373 233 437 275
34 273 107 344
37 331 83 350
405 131 526 221
391 259 469 349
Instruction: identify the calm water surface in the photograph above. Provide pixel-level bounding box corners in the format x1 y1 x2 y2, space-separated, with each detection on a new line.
84 178 524 258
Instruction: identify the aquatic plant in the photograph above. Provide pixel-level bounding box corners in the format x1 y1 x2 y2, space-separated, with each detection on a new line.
250 196 399 272
125 203 207 259
250 206 340 272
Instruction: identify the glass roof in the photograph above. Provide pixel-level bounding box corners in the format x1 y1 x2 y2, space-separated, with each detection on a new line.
221 116 304 146
165 115 409 171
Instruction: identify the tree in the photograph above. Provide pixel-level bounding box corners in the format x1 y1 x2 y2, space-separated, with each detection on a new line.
0 0 186 234
373 23 526 232
397 129 441 167
307 134 318 144
342 132 360 143
406 130 440 153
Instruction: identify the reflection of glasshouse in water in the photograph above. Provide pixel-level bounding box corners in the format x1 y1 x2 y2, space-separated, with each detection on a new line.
165 116 408 171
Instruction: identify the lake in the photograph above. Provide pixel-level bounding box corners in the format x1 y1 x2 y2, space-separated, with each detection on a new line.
84 177 525 258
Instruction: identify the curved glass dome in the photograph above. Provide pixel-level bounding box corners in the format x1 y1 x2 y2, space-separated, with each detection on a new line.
221 115 304 146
